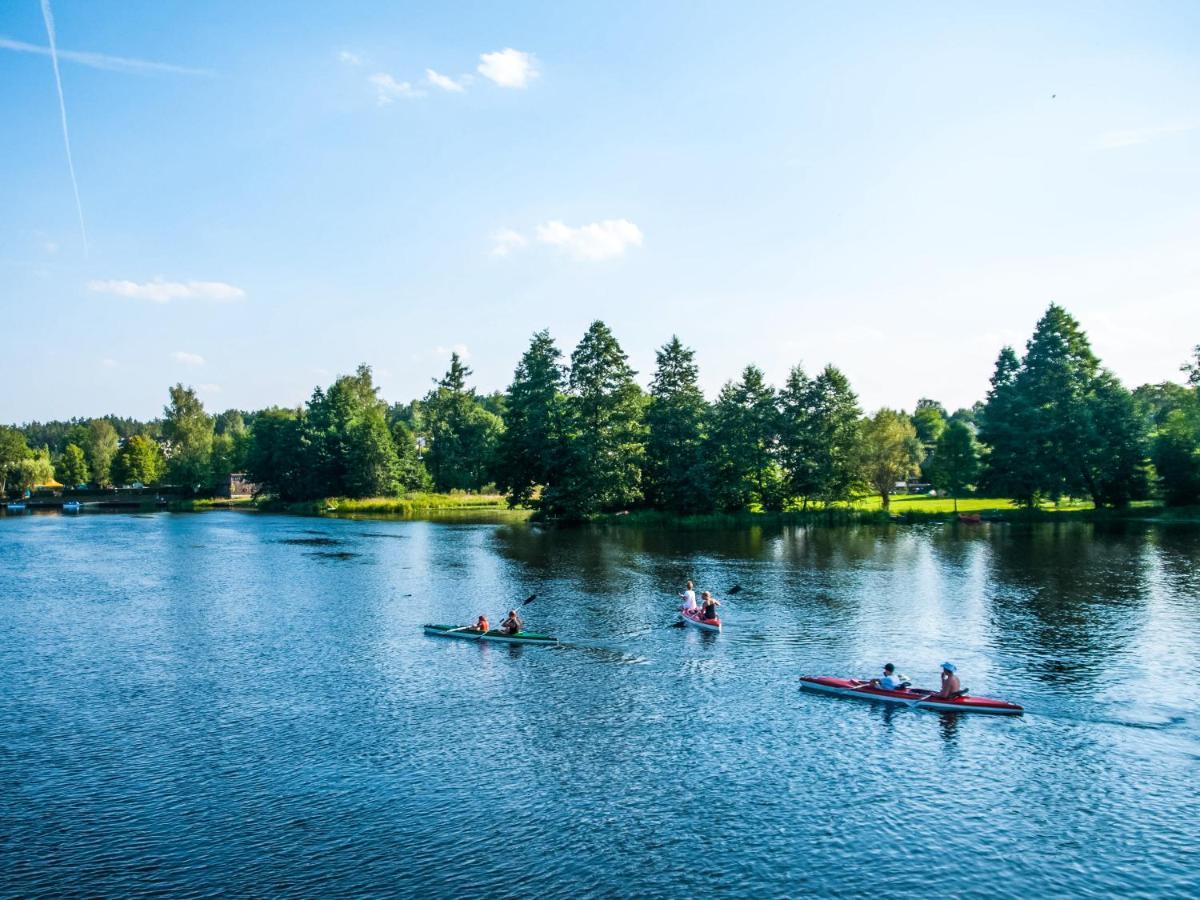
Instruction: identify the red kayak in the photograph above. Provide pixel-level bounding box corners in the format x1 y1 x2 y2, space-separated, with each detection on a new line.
799 676 1023 716
680 608 722 632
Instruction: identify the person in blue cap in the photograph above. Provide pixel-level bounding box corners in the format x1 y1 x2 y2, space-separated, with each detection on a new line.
936 661 963 699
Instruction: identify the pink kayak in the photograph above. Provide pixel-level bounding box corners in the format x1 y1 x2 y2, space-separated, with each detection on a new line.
680 608 722 632
799 675 1023 716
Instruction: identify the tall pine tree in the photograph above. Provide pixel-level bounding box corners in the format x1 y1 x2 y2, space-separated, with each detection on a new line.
495 331 567 507
543 321 646 519
644 336 712 512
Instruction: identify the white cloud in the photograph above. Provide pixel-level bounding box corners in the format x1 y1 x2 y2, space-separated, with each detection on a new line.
369 72 424 104
42 240 58 254
172 351 205 367
99 357 117 369
0 35 212 76
535 219 644 261
88 278 246 303
490 228 529 257
1097 122 1195 149
425 68 465 92
197 383 222 394
338 50 363 66
477 48 538 88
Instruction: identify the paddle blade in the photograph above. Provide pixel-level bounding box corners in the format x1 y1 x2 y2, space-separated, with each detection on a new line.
522 594 537 605
727 585 742 595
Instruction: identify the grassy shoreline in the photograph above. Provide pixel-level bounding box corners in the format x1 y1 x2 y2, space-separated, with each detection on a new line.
167 492 1199 527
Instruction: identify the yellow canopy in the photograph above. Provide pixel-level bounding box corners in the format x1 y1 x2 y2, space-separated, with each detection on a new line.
37 478 64 488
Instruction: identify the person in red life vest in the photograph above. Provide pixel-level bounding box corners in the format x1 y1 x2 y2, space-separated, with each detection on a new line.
471 614 490 633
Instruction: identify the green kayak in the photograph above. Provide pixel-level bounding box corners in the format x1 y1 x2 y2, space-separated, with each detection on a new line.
423 624 558 646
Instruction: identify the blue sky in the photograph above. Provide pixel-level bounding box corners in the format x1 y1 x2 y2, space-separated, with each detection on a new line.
2 0 1198 422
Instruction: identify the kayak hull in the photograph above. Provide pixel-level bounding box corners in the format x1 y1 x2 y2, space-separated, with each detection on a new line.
680 609 722 632
799 675 1023 716
423 624 558 646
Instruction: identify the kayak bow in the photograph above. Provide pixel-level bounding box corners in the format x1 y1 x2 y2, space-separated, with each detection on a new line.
423 624 558 646
798 675 1023 716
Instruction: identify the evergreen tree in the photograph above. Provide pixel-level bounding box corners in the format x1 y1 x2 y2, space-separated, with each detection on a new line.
778 365 862 507
345 406 401 497
311 366 404 498
858 408 923 509
644 336 712 512
980 305 1148 508
979 346 1040 506
245 408 305 500
391 419 433 491
423 353 502 491
926 419 980 511
495 331 568 507
57 443 90 487
543 321 646 519
163 384 214 492
708 365 782 511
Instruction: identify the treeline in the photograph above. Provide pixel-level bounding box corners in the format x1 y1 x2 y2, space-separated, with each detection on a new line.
3 304 1199 518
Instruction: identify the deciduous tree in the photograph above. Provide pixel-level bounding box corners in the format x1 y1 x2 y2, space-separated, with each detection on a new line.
859 408 922 509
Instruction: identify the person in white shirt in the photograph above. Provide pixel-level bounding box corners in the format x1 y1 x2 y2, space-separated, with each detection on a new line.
679 580 698 612
870 663 909 690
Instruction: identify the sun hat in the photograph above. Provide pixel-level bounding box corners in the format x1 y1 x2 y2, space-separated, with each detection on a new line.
941 661 956 672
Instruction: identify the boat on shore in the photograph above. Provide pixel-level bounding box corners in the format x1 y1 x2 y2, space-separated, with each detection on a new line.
799 675 1023 715
423 623 558 646
62 500 82 512
5 501 27 511
680 608 722 633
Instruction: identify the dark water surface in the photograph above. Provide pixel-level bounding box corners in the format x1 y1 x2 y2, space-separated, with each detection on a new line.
2 511 1198 898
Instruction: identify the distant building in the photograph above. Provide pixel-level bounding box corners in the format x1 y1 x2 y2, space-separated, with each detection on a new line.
219 473 257 498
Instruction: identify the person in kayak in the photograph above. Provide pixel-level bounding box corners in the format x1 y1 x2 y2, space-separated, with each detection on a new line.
698 591 721 621
499 609 523 636
936 662 964 698
679 580 698 612
869 663 910 690
471 614 490 633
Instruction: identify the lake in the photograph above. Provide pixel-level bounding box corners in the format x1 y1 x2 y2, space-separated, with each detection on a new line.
1 511 1198 897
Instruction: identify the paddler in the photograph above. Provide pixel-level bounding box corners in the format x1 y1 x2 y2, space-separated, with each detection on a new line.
499 608 523 636
935 662 963 699
869 663 909 690
699 591 720 621
471 614 490 633
679 580 698 612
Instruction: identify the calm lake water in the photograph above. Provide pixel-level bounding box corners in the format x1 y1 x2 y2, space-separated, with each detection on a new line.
2 511 1198 898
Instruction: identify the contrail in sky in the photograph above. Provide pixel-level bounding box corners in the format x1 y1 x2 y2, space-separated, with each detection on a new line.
39 0 89 257
0 36 214 77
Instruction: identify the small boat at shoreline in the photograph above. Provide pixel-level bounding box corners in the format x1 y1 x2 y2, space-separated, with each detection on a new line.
62 500 82 512
799 675 1023 715
5 502 26 511
958 513 982 524
680 608 722 633
423 624 558 645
